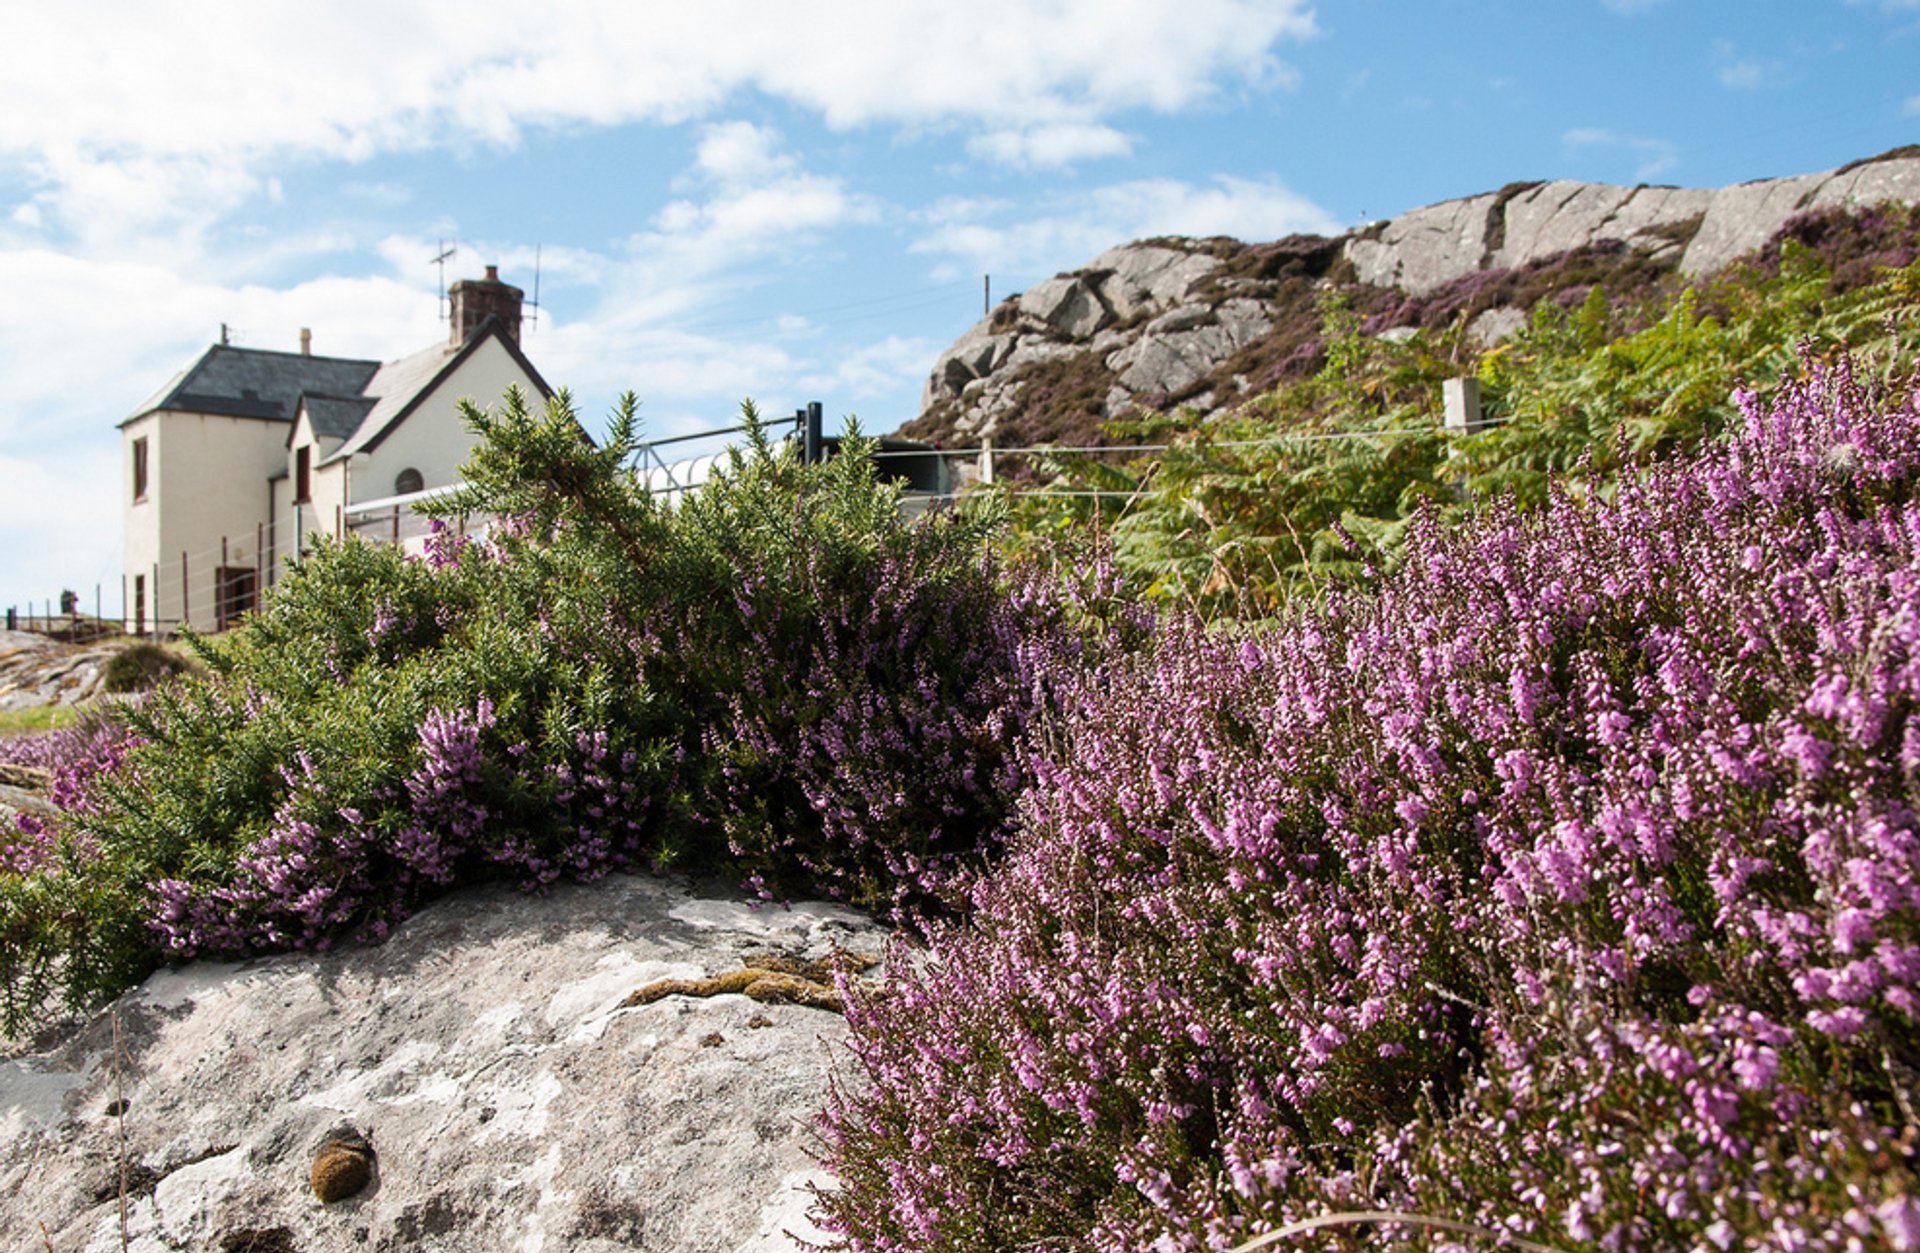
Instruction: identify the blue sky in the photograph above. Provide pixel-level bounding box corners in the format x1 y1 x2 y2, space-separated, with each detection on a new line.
1 1 1916 615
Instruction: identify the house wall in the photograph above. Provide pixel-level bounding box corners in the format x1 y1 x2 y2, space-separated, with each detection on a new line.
285 412 351 549
267 476 292 587
122 413 158 635
353 337 539 505
123 411 284 634
307 460 351 544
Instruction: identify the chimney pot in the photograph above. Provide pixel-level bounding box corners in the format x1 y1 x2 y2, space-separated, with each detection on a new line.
446 268 524 347
299 327 312 355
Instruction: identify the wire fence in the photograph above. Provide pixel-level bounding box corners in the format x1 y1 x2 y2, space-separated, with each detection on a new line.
20 396 1496 640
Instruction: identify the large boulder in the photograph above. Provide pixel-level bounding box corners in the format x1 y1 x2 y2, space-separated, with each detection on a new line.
1082 245 1222 320
1016 276 1111 340
1491 181 1711 268
0 875 888 1253
1344 191 1502 295
1682 155 1920 274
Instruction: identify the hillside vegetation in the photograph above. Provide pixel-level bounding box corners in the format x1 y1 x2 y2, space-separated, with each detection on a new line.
987 202 1920 616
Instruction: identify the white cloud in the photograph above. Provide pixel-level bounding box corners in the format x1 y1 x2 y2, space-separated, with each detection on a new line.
1711 39 1787 90
796 335 943 402
1563 127 1680 181
0 250 437 446
913 175 1340 277
629 125 881 292
1906 94 1920 116
0 1 1315 242
967 122 1134 168
691 122 796 187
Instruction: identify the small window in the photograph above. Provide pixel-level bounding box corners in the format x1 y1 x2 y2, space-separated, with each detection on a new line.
394 467 425 496
294 446 312 504
132 437 149 502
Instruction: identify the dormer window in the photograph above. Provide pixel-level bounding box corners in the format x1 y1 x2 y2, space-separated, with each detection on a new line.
394 467 424 496
294 446 312 504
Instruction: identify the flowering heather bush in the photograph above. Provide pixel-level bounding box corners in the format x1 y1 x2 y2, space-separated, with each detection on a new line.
0 389 1091 1030
819 356 1920 1251
0 714 137 876
639 418 1136 914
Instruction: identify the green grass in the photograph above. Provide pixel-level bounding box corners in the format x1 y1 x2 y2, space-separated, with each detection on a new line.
0 705 79 737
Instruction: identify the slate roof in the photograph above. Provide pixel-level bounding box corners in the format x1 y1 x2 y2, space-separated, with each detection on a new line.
299 393 378 443
322 339 460 463
123 317 552 457
124 345 381 425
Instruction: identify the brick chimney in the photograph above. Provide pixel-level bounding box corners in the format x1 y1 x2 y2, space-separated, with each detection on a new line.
447 265 524 347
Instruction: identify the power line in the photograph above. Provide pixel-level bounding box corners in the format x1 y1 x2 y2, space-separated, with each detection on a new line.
868 417 1509 460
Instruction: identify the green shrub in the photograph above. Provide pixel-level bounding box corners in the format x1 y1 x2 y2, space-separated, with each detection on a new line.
1 386 1080 1030
101 640 198 693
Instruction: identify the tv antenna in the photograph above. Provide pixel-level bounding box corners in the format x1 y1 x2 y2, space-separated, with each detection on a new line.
526 243 543 334
431 240 457 321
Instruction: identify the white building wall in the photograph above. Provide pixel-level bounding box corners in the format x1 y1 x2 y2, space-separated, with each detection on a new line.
308 460 350 544
122 413 159 635
123 411 283 633
354 338 539 505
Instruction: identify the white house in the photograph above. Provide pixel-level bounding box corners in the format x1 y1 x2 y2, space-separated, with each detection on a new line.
120 268 549 635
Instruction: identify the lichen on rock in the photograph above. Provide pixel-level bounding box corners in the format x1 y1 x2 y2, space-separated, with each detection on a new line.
618 950 878 1014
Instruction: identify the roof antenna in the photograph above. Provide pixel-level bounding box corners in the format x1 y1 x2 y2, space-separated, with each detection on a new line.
526 243 543 335
431 240 458 322
220 322 231 346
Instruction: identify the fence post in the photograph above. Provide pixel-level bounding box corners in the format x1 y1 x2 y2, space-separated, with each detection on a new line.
805 401 824 465
181 551 190 632
979 436 995 486
256 523 264 611
1443 377 1485 435
392 505 400 545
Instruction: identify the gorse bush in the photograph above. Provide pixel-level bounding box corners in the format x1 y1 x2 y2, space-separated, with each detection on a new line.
0 387 1083 1030
817 357 1920 1251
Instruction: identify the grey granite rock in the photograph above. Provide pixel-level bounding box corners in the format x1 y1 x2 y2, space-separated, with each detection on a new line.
0 875 888 1253
908 151 1920 451
1345 192 1501 296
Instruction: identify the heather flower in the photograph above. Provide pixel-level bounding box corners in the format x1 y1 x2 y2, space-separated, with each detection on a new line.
819 354 1920 1251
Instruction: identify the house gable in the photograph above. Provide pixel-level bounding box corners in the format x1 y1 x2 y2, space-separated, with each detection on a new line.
119 269 547 634
319 316 553 468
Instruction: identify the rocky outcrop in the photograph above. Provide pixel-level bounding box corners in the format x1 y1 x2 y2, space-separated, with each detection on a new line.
904 149 1920 453
0 629 119 713
0 875 889 1252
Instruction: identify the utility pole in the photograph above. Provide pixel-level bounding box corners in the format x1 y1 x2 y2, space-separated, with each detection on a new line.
983 274 990 318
